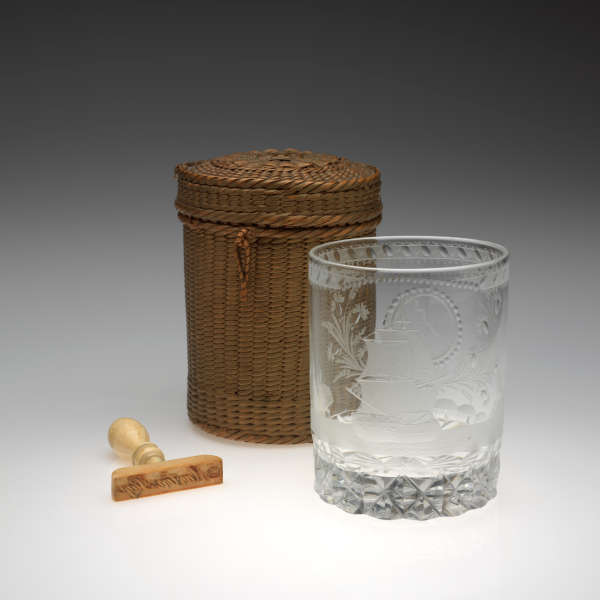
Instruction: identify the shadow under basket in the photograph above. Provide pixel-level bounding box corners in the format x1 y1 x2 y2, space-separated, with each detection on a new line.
174 149 382 443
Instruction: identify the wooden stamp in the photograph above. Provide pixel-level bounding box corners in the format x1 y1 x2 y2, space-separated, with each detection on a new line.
108 418 223 501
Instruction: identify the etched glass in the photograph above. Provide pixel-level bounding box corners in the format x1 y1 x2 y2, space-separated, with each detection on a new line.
309 236 509 520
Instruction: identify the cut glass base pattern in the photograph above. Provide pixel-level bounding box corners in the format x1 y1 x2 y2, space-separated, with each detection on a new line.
314 446 499 520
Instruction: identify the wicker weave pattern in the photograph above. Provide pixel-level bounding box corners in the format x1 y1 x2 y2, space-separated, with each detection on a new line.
175 149 381 443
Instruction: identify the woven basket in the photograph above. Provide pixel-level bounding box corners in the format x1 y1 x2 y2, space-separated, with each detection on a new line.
174 149 381 443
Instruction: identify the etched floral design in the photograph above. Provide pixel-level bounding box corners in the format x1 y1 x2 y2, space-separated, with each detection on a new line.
322 288 370 384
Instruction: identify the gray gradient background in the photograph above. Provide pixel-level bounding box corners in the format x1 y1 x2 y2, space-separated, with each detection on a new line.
1 2 599 599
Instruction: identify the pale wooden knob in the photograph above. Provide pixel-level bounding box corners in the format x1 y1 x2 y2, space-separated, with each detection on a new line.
108 418 165 465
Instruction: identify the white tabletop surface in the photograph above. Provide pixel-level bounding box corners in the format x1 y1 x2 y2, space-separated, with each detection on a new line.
2 276 598 599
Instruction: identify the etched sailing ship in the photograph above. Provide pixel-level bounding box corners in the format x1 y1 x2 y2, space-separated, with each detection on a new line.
339 320 442 442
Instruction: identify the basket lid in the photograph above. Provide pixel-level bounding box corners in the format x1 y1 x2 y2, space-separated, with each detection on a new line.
174 148 381 228
175 148 379 191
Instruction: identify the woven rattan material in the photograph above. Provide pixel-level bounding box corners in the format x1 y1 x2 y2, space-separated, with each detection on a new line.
175 149 381 443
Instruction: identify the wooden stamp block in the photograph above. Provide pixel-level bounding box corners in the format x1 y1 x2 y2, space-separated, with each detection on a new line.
112 455 223 501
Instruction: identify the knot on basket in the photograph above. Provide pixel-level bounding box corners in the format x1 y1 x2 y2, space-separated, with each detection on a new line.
235 228 255 302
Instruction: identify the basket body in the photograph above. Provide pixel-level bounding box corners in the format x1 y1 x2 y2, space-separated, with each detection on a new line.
174 149 381 443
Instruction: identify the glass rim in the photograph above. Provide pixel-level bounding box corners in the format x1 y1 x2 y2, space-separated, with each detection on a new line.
309 235 509 274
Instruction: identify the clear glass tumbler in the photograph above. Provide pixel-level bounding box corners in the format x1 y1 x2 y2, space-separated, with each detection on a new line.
309 236 509 520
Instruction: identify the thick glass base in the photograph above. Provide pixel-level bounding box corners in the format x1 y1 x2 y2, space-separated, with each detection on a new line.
314 445 499 520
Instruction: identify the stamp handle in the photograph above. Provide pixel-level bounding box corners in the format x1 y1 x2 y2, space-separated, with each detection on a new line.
108 418 165 465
